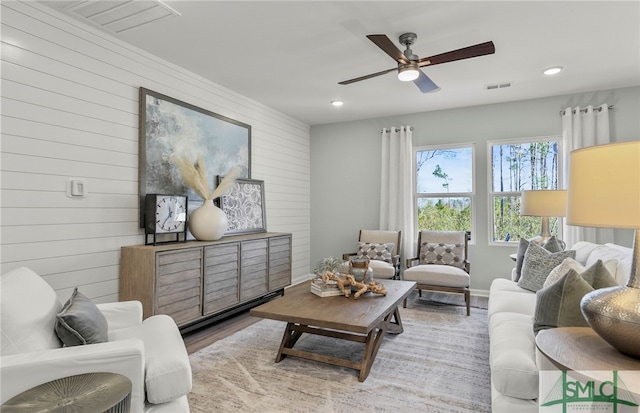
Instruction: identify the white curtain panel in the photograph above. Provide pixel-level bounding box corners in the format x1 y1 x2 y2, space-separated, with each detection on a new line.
562 104 614 246
380 126 415 264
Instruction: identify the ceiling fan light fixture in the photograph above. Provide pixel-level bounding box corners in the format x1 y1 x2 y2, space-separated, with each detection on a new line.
398 63 419 82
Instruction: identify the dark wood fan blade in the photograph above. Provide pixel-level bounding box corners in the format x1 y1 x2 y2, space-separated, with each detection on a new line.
338 67 398 85
418 41 495 67
413 70 440 93
367 34 409 64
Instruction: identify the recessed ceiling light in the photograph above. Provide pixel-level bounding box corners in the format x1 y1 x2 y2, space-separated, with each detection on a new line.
543 66 563 76
331 100 344 107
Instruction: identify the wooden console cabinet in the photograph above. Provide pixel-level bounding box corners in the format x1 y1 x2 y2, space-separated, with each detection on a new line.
119 232 291 331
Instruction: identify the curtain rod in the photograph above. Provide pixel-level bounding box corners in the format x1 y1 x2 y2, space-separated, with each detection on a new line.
381 126 414 133
559 105 614 116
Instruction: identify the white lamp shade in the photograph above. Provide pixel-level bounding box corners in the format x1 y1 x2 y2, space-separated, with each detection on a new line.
520 190 567 217
567 141 640 229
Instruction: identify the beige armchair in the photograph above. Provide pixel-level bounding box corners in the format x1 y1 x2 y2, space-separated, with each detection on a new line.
403 230 471 315
343 229 402 279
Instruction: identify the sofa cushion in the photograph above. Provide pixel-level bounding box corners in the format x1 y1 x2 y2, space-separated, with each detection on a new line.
111 314 192 404
1 267 63 355
517 243 575 292
55 288 109 346
489 312 539 399
488 286 536 319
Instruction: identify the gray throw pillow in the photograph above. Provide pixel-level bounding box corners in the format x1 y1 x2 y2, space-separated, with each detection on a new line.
542 236 565 253
55 288 108 346
517 242 576 292
533 269 593 334
514 238 529 281
580 259 618 289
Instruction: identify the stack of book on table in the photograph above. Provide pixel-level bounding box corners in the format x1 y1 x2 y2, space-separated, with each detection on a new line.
310 275 343 297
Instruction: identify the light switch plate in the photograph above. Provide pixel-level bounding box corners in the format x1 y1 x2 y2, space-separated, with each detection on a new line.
66 178 87 198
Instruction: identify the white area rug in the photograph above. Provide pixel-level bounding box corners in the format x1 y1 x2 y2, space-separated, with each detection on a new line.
188 295 490 412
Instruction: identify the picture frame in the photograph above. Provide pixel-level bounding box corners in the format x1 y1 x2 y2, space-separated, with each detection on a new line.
138 87 251 227
217 177 266 234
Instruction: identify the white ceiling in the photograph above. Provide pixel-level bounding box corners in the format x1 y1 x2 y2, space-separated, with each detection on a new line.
44 1 640 126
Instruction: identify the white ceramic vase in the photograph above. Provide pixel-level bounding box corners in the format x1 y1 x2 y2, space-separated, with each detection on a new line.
189 199 228 241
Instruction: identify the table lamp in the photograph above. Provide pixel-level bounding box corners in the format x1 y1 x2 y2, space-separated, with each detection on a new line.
520 189 567 245
567 140 640 358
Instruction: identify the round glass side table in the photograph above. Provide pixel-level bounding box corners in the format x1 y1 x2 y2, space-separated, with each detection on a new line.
1 372 132 413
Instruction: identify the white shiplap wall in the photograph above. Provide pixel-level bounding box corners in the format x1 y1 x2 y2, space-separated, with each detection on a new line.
0 1 311 303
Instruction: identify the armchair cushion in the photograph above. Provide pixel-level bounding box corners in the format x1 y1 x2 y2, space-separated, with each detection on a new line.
55 288 109 347
1 267 62 356
366 259 396 279
404 264 470 288
356 242 393 263
111 314 192 404
419 242 465 268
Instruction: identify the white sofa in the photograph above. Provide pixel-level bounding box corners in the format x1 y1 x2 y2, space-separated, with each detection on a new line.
1 267 192 412
487 241 634 413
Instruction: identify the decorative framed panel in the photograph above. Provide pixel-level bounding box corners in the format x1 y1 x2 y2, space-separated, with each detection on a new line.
138 87 251 227
217 178 266 234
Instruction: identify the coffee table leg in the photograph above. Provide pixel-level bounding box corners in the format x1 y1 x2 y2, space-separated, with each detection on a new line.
359 308 404 381
276 322 303 363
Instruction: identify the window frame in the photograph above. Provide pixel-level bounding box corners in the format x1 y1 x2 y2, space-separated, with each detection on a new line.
413 142 476 244
487 135 563 246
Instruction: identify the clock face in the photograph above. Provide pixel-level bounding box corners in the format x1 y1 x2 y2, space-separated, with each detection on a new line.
155 196 187 233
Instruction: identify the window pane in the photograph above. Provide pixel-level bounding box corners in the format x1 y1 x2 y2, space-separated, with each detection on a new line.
492 196 559 242
417 197 471 232
417 147 473 193
491 141 559 192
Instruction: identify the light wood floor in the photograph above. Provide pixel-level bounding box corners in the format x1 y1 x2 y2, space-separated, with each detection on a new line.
182 310 261 354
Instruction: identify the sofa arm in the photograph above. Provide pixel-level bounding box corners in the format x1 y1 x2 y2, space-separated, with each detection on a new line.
1 339 146 413
97 301 143 331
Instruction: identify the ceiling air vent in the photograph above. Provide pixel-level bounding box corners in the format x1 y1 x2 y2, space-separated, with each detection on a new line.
64 0 180 33
486 82 512 90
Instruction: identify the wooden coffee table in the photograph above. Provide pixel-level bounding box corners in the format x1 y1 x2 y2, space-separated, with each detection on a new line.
250 279 416 381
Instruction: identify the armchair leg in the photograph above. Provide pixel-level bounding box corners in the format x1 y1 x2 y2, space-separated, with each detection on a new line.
465 290 470 316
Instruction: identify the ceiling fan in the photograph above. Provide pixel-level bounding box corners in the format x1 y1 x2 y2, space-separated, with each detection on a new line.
339 33 495 93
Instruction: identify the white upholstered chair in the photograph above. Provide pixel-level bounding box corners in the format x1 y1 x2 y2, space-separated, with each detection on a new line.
403 230 471 315
342 229 402 279
1 267 192 412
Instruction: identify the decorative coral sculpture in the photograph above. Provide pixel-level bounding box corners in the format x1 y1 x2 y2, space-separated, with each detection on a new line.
321 271 387 299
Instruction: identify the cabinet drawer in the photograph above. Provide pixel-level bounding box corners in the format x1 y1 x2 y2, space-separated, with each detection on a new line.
154 249 203 326
269 236 291 290
240 240 267 301
203 244 240 315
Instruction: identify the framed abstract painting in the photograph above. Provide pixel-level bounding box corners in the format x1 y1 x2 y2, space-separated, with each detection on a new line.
138 87 251 227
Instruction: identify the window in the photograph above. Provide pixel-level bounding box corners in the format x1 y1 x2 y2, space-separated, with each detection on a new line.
489 137 561 243
415 145 474 240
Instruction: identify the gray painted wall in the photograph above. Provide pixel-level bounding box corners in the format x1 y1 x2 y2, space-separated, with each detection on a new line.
310 86 640 292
